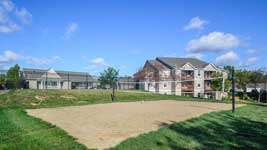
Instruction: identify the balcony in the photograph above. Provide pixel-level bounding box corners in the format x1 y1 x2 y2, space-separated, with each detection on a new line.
181 75 194 80
204 71 215 80
181 70 194 81
181 84 194 91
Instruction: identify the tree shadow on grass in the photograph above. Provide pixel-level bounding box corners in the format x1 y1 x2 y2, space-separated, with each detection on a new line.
165 112 267 150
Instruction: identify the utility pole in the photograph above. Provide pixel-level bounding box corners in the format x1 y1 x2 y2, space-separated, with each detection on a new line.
231 67 235 113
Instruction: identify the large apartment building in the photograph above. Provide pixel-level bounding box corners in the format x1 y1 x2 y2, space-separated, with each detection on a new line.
134 57 227 98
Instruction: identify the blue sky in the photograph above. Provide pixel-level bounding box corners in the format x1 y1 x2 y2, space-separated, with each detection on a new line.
0 0 266 76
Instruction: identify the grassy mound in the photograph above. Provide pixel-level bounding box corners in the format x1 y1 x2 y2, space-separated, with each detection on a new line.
0 89 216 109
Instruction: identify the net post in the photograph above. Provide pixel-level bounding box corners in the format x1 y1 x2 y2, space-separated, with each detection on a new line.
231 67 235 113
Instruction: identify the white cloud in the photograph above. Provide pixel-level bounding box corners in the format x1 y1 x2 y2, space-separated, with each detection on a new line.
184 53 203 59
15 7 32 24
0 50 22 63
239 57 259 67
187 32 240 53
0 50 62 66
26 56 61 66
184 16 208 30
86 57 109 73
0 22 20 33
61 22 78 40
0 0 32 33
0 0 14 12
91 57 107 65
214 51 239 66
245 49 256 55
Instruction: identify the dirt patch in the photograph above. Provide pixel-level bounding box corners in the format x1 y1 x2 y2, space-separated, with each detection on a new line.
31 96 48 106
27 100 244 150
35 95 47 101
60 95 77 100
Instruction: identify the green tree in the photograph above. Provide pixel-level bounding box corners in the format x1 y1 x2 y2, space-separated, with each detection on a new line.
250 69 265 103
6 64 21 89
98 67 119 102
98 67 119 87
0 74 5 89
211 72 231 92
235 70 251 100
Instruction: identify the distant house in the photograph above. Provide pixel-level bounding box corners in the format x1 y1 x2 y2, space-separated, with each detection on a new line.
23 68 95 89
134 57 227 98
246 83 267 92
117 77 135 90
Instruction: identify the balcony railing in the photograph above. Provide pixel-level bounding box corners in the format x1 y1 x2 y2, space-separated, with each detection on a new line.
204 71 215 80
181 75 194 80
204 75 212 80
204 86 212 90
181 85 194 91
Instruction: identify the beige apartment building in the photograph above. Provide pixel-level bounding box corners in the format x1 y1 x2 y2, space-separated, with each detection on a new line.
134 57 227 98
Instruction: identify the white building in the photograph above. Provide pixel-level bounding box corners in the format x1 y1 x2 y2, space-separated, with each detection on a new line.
24 68 95 89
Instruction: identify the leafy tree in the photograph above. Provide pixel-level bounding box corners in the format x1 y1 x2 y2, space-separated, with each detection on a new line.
250 68 265 103
211 72 231 92
98 67 119 102
0 74 5 89
223 66 234 78
98 67 119 87
235 70 251 100
5 64 21 89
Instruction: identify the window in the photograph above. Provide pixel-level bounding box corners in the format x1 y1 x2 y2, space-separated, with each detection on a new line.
148 72 153 78
198 83 201 87
163 82 168 88
207 82 210 87
198 70 201 76
47 81 57 86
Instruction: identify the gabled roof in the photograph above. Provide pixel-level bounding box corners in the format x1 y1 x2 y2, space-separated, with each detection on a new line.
146 60 170 70
41 69 61 79
156 57 209 69
23 68 93 82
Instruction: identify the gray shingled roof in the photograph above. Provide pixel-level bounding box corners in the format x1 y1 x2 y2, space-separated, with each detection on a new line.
23 68 94 82
156 57 209 69
147 60 170 70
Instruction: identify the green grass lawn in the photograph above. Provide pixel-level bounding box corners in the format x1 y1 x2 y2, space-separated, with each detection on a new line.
0 89 220 109
0 107 89 150
1 89 266 150
114 104 267 150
